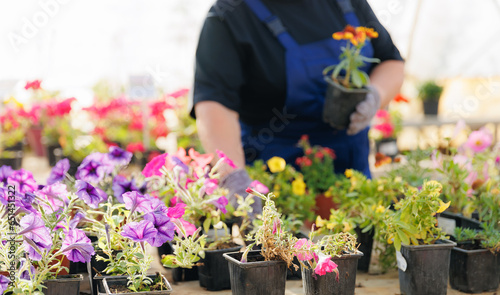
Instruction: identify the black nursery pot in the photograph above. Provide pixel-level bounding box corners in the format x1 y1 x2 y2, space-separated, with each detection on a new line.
224 251 287 295
46 144 62 167
398 240 456 295
198 245 242 291
355 227 374 272
301 251 363 295
0 151 23 170
43 274 83 295
449 246 499 293
101 274 172 295
89 250 122 295
156 242 200 282
423 100 439 116
322 77 369 130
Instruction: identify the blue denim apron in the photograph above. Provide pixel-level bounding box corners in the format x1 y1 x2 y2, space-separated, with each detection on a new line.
241 0 374 177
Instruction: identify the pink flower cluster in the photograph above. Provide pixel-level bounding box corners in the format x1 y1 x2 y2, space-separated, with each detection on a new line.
294 238 340 279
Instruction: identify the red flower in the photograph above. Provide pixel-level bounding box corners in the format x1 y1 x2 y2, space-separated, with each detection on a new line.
126 142 145 153
305 148 313 155
323 147 336 159
24 80 42 90
375 152 392 168
167 88 189 99
151 124 168 138
393 94 409 103
303 158 312 167
315 151 324 160
150 100 172 118
374 122 394 138
300 134 309 142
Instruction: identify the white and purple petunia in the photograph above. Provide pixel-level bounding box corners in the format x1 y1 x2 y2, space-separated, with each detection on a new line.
0 274 10 294
122 191 152 215
19 213 53 261
107 146 133 166
7 169 37 194
76 153 113 183
61 229 95 263
75 180 107 209
35 183 69 213
47 158 70 185
121 220 158 243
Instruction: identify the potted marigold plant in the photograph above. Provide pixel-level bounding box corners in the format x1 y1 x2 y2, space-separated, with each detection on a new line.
382 180 456 295
322 25 380 129
295 231 363 295
224 189 299 295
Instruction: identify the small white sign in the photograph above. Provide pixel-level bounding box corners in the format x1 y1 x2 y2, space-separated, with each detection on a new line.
379 141 398 156
396 250 407 272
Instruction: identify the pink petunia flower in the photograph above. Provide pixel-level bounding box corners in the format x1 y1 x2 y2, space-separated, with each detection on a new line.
464 128 493 153
142 153 168 177
294 238 314 261
250 180 269 194
216 150 237 169
314 253 339 278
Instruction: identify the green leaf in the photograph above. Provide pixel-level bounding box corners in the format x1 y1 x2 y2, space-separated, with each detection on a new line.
161 255 179 268
396 228 410 246
351 70 364 88
394 235 402 252
203 218 211 234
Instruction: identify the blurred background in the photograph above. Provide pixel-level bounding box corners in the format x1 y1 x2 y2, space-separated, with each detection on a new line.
1 0 500 166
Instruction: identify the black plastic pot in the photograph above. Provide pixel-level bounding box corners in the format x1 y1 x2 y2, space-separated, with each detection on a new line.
355 227 374 272
224 251 287 295
438 211 482 235
423 100 439 116
375 138 399 159
398 240 456 295
301 251 363 295
172 266 199 282
0 151 23 170
46 144 62 167
322 77 368 130
88 250 122 295
43 274 83 295
101 274 172 294
198 245 242 291
449 246 499 293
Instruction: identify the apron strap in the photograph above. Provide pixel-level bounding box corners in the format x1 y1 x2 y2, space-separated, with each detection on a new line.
336 0 361 26
243 0 299 50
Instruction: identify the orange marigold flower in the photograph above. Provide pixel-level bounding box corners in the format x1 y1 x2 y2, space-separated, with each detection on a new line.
394 93 410 103
333 26 378 47
375 152 392 167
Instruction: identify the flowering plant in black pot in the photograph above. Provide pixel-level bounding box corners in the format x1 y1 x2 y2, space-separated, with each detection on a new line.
224 189 299 295
322 25 380 130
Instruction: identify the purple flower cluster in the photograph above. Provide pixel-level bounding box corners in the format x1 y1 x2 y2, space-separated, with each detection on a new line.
19 213 53 260
7 169 37 194
47 158 70 185
75 180 107 209
61 229 95 263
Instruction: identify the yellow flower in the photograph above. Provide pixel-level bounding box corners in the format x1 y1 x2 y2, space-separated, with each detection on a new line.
326 222 337 230
4 96 23 108
315 216 326 228
377 185 384 191
491 188 500 195
394 176 403 183
267 157 286 173
375 205 386 214
344 169 353 178
343 221 352 232
387 235 394 244
436 200 451 213
273 184 281 191
292 178 306 195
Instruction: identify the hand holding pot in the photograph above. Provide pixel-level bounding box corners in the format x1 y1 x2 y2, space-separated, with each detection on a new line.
347 86 381 135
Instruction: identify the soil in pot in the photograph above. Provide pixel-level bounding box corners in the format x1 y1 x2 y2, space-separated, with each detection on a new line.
198 243 242 291
43 274 83 295
449 241 499 293
224 250 288 295
398 240 456 295
301 251 363 295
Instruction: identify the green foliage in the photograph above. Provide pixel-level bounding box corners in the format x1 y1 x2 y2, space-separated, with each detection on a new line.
382 181 449 251
418 80 443 102
454 225 500 253
387 149 434 188
246 160 315 222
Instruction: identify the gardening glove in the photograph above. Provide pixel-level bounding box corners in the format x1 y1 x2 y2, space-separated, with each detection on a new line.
220 169 262 218
347 85 381 135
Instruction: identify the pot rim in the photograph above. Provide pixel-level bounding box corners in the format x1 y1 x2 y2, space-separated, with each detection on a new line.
102 273 172 294
401 239 457 251
223 250 287 268
205 245 243 254
44 273 83 282
452 246 497 255
323 76 370 94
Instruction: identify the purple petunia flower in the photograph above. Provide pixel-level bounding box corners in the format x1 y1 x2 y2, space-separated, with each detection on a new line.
61 229 95 263
112 175 138 203
108 146 132 166
35 183 69 213
213 196 228 214
121 220 158 242
122 191 152 215
76 153 113 183
0 187 7 206
75 180 107 209
170 156 189 174
0 274 10 294
0 165 13 186
19 213 53 261
20 258 36 280
69 211 87 229
7 169 37 194
47 158 70 185
143 212 175 247
144 195 169 215
13 192 37 215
